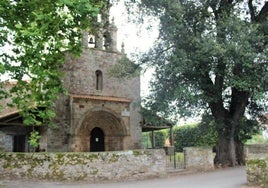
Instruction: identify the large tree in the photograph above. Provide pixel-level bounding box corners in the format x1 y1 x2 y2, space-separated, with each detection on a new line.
128 0 268 166
0 0 108 127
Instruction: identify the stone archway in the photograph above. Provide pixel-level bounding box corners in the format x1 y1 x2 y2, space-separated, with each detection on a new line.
75 109 128 152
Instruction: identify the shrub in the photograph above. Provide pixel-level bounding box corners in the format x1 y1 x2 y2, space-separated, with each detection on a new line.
142 130 168 148
174 120 217 152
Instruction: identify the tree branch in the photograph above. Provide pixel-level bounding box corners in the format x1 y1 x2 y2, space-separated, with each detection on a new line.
256 2 268 22
248 0 256 22
229 88 250 122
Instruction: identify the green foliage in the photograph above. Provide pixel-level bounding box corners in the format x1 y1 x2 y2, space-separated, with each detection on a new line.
174 120 217 152
140 107 173 127
142 132 151 148
108 55 140 79
142 130 168 148
28 130 41 150
0 0 106 126
127 0 268 165
139 1 267 118
246 134 268 145
237 118 260 143
151 130 167 148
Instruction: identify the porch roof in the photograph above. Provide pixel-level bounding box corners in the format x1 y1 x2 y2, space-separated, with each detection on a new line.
140 108 173 132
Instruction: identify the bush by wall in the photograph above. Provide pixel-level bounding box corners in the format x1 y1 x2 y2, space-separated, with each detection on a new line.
174 121 217 152
142 130 168 148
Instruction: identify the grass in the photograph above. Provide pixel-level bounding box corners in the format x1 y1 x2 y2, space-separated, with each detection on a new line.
246 134 268 145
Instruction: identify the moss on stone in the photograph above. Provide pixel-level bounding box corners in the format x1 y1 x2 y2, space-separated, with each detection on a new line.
0 150 166 182
91 168 99 175
247 159 267 169
74 173 87 181
132 150 142 156
247 156 268 187
109 153 119 162
87 153 99 162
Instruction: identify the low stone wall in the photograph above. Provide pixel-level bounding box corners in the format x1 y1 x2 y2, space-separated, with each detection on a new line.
0 149 166 182
245 144 268 187
246 154 268 188
245 144 268 157
184 147 214 171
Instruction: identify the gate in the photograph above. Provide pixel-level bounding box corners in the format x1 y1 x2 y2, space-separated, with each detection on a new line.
164 146 185 170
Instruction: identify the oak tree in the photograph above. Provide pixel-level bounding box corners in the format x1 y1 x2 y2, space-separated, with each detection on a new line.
129 0 268 166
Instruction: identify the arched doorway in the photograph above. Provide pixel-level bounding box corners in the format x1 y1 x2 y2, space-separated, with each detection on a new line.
74 109 130 152
90 127 105 152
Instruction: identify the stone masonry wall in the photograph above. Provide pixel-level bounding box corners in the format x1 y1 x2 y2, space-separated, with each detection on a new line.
245 144 268 157
246 154 268 188
0 149 166 182
245 144 268 187
46 48 142 151
184 147 214 171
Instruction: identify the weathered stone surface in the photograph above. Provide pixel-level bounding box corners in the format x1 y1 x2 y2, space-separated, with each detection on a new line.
46 48 142 152
246 153 268 188
0 43 142 153
0 149 166 182
184 147 214 171
245 144 268 157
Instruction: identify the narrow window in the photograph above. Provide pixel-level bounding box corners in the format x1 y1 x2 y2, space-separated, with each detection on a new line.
95 70 103 90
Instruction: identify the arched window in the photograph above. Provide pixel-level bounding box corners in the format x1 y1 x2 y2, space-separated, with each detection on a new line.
95 70 103 90
88 34 95 48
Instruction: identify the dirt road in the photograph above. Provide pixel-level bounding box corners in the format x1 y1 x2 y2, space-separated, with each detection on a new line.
0 167 248 188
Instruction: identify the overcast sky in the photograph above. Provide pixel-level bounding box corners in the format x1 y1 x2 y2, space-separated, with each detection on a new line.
110 1 159 98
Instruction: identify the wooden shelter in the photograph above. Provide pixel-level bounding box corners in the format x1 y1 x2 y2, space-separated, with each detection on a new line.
140 108 174 148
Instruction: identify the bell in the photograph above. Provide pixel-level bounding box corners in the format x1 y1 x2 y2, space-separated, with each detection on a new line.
88 37 94 44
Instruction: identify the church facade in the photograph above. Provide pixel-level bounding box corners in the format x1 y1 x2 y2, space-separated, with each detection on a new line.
0 11 142 152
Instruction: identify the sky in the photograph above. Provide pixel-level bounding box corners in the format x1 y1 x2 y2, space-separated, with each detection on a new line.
110 1 159 98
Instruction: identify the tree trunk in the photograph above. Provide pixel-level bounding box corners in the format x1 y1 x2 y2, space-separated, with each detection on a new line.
214 129 245 167
214 133 230 166
235 137 245 165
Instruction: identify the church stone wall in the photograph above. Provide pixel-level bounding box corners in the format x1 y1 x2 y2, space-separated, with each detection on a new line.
47 48 142 152
63 49 140 100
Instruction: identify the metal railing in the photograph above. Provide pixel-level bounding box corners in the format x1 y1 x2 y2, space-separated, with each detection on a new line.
164 146 185 169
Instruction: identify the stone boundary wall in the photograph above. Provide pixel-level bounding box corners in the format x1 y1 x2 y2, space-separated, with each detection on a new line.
246 154 268 188
184 147 214 171
245 144 268 157
0 149 166 182
245 144 268 187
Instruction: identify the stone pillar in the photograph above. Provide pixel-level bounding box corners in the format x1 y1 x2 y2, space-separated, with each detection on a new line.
184 147 214 171
82 31 89 48
95 29 104 50
110 18 118 52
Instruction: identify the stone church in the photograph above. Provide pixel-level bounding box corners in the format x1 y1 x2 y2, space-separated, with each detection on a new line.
0 9 142 152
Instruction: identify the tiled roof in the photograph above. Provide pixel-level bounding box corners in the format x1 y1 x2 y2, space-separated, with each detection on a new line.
0 110 20 119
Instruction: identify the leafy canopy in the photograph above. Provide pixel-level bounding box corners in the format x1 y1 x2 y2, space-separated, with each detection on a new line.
0 0 107 127
127 0 268 121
